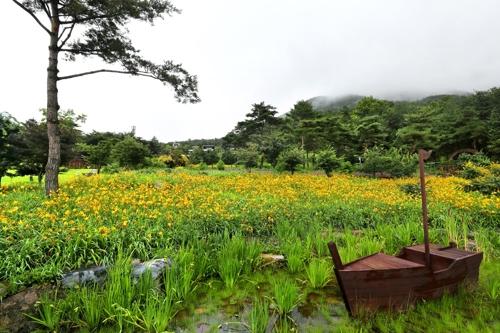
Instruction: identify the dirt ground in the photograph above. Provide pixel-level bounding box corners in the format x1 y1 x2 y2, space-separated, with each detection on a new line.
0 284 45 333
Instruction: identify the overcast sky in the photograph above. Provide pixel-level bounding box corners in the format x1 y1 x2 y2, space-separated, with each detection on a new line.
2 1 500 143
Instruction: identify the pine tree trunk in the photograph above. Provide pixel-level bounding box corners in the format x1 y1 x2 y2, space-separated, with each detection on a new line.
45 3 61 196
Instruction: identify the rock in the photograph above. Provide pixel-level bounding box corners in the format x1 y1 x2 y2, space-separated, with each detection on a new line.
0 287 41 333
351 230 364 237
132 258 173 284
260 254 285 264
60 265 109 288
60 258 173 288
467 240 477 250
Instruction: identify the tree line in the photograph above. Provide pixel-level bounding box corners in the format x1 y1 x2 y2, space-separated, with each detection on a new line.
220 87 500 174
2 87 500 185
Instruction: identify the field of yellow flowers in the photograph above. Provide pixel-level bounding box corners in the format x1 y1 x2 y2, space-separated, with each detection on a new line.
1 169 499 286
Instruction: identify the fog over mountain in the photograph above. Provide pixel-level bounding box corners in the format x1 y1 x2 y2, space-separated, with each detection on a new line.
2 1 500 142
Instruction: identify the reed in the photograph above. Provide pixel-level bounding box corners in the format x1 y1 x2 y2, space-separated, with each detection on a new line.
79 285 103 329
139 293 175 333
245 297 271 333
164 250 196 301
305 258 332 289
24 290 61 332
272 277 301 315
284 239 307 274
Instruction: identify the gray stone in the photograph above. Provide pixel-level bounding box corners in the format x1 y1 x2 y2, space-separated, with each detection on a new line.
132 258 173 284
60 265 109 288
60 258 173 288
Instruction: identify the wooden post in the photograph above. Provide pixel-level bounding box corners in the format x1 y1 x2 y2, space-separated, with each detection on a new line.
328 242 344 269
418 149 431 268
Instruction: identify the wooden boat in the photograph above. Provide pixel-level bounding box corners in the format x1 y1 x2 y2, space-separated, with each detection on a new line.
328 149 483 316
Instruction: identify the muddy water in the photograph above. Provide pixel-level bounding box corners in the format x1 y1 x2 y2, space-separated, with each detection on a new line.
174 283 346 332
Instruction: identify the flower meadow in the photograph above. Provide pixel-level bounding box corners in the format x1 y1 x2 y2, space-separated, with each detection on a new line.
1 170 499 285
1 170 500 332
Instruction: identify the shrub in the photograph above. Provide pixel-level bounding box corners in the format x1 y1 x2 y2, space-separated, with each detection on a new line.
279 148 304 175
316 150 342 177
101 163 121 174
216 159 225 171
360 147 417 177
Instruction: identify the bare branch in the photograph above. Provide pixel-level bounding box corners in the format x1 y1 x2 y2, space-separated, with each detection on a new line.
58 23 76 49
38 0 51 19
12 0 52 35
58 69 155 81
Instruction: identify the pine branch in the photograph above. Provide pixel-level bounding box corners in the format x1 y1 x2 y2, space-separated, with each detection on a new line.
13 0 52 35
58 69 154 81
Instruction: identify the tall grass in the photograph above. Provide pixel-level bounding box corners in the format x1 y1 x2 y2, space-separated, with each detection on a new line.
305 258 332 289
284 239 308 274
245 297 271 333
272 277 301 315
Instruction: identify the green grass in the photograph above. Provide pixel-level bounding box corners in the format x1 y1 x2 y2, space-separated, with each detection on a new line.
2 170 499 332
1 168 89 186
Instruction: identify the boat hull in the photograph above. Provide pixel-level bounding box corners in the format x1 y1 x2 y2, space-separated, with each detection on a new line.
329 242 483 316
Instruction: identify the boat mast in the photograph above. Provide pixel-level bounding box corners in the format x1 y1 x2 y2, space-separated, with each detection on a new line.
418 149 432 268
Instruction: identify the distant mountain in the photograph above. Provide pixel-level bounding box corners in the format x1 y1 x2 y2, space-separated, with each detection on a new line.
305 91 471 112
307 94 365 111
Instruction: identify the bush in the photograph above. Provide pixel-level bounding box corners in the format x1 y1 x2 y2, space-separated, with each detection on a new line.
216 159 225 171
316 150 342 177
279 148 304 175
221 151 237 165
144 157 167 169
461 162 500 196
101 163 122 174
360 147 417 178
338 161 354 174
198 162 208 171
458 151 491 167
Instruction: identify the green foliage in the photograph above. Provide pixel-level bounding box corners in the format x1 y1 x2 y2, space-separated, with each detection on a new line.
198 161 208 170
458 151 491 166
24 290 61 331
272 277 301 315
204 150 219 167
112 136 150 169
260 135 287 167
101 163 122 174
316 149 342 177
237 143 259 172
78 140 114 172
279 148 305 175
338 161 354 174
13 111 84 182
188 147 205 165
398 182 421 197
245 297 271 333
360 147 417 177
221 150 237 165
0 112 21 185
305 258 332 289
216 159 225 170
159 150 189 168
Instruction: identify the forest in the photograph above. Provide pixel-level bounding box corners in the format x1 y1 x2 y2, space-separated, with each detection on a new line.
1 86 500 185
